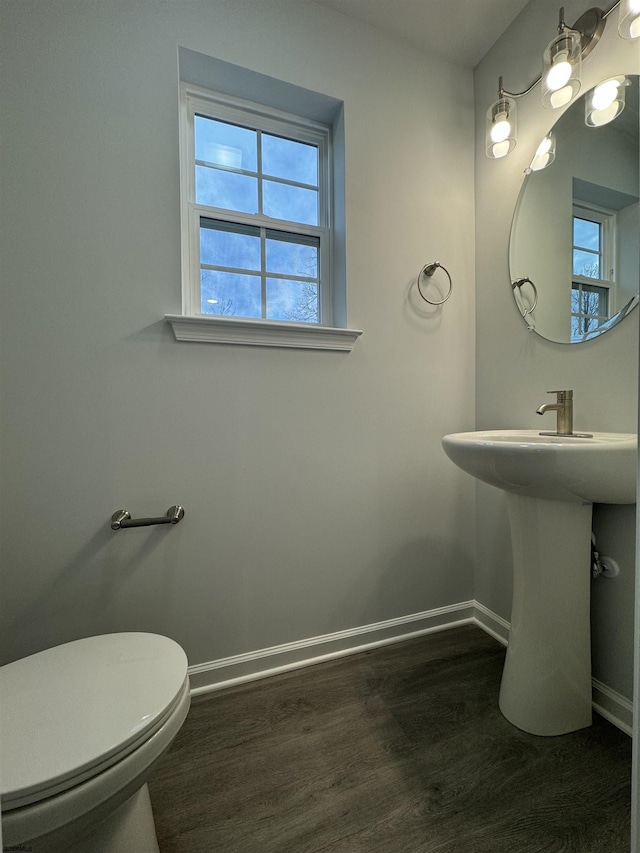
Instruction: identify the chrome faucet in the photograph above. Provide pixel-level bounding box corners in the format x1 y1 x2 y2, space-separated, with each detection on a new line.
537 389 573 435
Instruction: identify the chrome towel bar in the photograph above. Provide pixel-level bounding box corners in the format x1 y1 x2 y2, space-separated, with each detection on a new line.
111 505 185 530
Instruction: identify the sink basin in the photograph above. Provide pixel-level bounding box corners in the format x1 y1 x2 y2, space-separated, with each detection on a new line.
442 430 637 504
442 428 637 736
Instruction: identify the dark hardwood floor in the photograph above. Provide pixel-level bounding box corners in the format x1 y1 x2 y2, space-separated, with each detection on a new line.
148 625 631 852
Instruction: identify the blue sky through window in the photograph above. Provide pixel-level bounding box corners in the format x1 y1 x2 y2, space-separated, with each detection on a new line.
194 116 319 225
573 217 600 251
262 134 318 186
195 116 257 171
200 223 260 270
201 269 262 318
193 111 323 323
266 279 318 321
265 236 317 278
573 216 601 278
200 220 319 322
263 181 317 225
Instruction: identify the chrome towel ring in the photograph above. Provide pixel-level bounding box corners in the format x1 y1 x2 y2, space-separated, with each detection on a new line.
512 277 538 316
417 261 453 305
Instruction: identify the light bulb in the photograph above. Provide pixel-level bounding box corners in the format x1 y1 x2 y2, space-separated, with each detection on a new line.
491 115 511 143
490 140 511 159
546 54 572 91
549 85 573 108
619 0 640 38
529 135 555 171
486 92 516 159
541 28 581 110
592 80 619 110
589 103 623 126
586 77 627 126
536 137 552 156
531 154 551 170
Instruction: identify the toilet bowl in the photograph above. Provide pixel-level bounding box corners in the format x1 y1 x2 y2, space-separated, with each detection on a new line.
0 632 190 853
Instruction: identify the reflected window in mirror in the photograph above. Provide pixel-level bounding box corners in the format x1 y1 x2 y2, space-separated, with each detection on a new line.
571 203 615 341
571 282 610 340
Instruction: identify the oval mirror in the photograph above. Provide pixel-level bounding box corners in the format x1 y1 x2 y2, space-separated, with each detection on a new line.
510 74 639 344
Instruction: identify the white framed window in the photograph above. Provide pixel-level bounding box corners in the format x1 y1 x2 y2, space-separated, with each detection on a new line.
571 202 617 342
166 81 361 351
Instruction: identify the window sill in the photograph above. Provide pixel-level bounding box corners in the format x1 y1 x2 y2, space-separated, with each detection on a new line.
165 314 363 351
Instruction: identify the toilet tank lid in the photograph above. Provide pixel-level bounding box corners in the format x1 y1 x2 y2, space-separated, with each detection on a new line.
0 632 188 806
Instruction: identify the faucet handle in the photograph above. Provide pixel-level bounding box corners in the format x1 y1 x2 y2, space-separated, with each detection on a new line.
547 389 573 400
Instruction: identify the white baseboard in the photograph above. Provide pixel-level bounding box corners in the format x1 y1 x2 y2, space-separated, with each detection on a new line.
473 601 510 646
188 600 476 694
592 678 633 736
188 600 632 737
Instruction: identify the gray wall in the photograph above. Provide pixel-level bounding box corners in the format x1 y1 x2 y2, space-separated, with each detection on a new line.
474 0 639 698
0 1 476 668
2 0 634 705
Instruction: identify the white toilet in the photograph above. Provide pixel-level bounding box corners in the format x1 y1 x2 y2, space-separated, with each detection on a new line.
0 632 190 853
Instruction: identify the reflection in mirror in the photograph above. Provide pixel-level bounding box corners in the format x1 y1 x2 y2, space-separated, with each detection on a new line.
510 75 639 344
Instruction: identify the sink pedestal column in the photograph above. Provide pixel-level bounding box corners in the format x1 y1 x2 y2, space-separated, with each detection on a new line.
499 493 593 736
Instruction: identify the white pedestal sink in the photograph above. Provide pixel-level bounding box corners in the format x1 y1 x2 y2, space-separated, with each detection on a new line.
442 430 637 736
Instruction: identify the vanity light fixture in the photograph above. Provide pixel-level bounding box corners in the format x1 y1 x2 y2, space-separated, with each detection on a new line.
541 10 583 109
585 75 628 125
486 83 518 159
486 2 626 160
541 7 605 108
528 133 557 170
619 0 640 37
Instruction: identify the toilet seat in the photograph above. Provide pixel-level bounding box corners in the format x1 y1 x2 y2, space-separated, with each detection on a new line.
0 633 189 811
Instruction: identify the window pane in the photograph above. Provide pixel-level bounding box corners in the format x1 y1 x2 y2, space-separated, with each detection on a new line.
201 269 261 318
196 166 258 213
265 233 318 279
571 316 582 340
262 134 318 186
263 181 318 225
573 249 600 278
582 283 609 315
573 217 600 251
195 116 257 172
266 278 318 323
200 221 261 270
571 287 581 312
571 282 609 342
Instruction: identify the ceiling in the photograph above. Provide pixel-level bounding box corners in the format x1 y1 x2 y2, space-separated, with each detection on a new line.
311 0 531 69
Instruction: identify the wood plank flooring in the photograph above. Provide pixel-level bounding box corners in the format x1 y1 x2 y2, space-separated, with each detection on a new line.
148 625 631 852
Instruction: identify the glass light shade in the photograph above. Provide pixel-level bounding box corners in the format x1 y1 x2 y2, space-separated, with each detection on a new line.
619 0 640 38
486 96 517 159
541 30 582 109
529 133 556 171
585 77 627 127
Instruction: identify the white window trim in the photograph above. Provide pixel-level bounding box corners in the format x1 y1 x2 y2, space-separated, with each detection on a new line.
166 83 361 351
164 313 361 350
571 276 614 302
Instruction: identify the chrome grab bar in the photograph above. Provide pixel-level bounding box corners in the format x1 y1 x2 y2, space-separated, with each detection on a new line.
111 505 185 530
